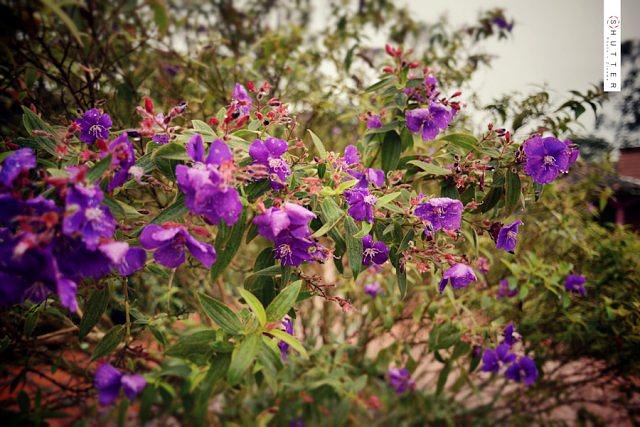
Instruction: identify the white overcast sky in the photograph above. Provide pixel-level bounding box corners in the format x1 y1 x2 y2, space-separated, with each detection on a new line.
405 0 640 132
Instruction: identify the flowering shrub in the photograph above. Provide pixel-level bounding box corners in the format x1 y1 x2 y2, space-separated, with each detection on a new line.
1 1 638 425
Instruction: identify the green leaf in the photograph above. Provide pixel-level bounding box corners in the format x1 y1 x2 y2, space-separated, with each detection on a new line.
191 120 216 135
227 333 261 385
365 76 393 93
210 210 247 281
505 170 521 211
91 325 125 361
353 221 373 239
436 362 451 395
375 191 402 208
344 217 363 279
165 330 218 365
198 293 243 335
381 131 402 172
268 329 309 358
396 264 407 299
407 160 451 176
87 155 112 183
150 193 187 224
239 289 267 326
79 287 110 338
153 142 189 161
265 280 302 323
438 133 477 152
307 130 327 159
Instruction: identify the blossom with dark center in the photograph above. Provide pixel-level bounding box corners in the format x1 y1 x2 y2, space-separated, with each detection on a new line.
277 316 294 359
387 368 415 394
63 184 116 250
481 343 516 373
0 148 36 188
94 363 146 406
505 356 538 386
565 274 586 296
139 224 216 269
176 134 242 226
0 232 78 312
231 83 252 117
496 220 523 253
414 197 463 232
502 323 520 347
106 134 136 191
249 137 291 189
364 281 382 298
438 263 476 293
405 103 452 141
497 279 518 298
523 135 574 184
366 114 382 129
345 188 377 223
362 235 389 266
253 203 326 267
343 145 360 165
77 108 112 144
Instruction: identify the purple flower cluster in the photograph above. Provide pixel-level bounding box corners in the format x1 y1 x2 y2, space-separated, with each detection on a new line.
414 197 463 233
496 220 523 253
497 278 518 299
140 223 216 269
366 114 382 129
345 189 377 223
94 363 146 406
253 203 326 267
438 263 477 293
523 136 579 184
342 145 385 224
231 83 252 117
176 134 242 226
77 108 112 145
362 235 389 266
63 184 116 250
277 316 294 360
565 274 586 296
387 368 415 394
481 324 538 387
0 148 36 188
249 137 291 189
405 103 452 141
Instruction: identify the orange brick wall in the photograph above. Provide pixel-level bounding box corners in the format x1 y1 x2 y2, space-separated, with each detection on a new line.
618 148 640 179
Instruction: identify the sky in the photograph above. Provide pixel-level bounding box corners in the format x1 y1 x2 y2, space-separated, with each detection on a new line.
405 0 640 132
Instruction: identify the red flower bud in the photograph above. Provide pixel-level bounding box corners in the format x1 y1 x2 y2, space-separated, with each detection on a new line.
143 97 154 113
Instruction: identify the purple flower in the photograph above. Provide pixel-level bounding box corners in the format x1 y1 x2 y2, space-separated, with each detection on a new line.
405 103 452 141
523 136 573 184
77 108 112 144
364 282 382 298
366 114 382 129
249 137 291 189
345 188 377 223
0 148 36 188
505 356 538 386
496 220 523 253
278 316 294 359
502 323 520 347
139 224 216 269
438 263 476 293
176 135 242 226
152 134 170 145
362 235 389 266
565 274 586 296
491 16 514 31
63 184 116 250
106 134 135 191
481 343 516 373
231 83 252 117
253 203 326 267
94 363 146 406
0 234 78 312
387 368 415 394
349 168 385 189
497 279 518 298
343 145 360 165
414 197 463 232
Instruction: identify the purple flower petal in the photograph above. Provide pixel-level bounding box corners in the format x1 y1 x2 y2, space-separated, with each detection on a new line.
121 374 146 400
